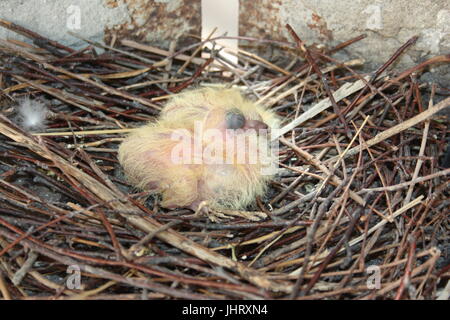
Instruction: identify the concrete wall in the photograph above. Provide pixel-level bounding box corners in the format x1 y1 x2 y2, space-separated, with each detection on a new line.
0 0 448 83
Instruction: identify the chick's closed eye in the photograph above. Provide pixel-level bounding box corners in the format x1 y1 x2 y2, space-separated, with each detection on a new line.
225 109 245 129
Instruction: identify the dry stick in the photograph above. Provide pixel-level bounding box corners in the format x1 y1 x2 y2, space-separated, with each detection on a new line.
128 220 181 257
294 66 313 119
286 194 425 277
244 194 316 268
358 168 450 193
178 27 217 74
1 240 72 294
316 116 370 196
212 226 304 251
11 75 121 126
279 137 371 209
11 251 39 286
364 247 441 299
278 137 388 225
326 97 450 163
260 59 364 107
356 124 394 218
0 18 75 54
67 278 120 300
416 240 445 299
202 39 291 76
286 24 349 134
78 148 126 197
70 137 122 148
403 87 435 205
342 36 419 118
0 218 267 298
0 39 162 111
290 180 370 282
314 194 353 274
341 196 424 251
0 229 208 300
272 75 370 140
117 78 191 94
337 218 383 294
6 72 154 118
248 231 286 268
162 40 177 89
270 167 312 205
121 39 206 67
258 34 366 104
0 115 291 293
311 140 364 268
97 208 124 262
33 128 134 137
315 51 394 110
290 170 360 298
386 182 449 287
2 74 156 122
236 48 292 76
328 34 367 54
0 185 108 258
169 57 214 93
173 34 295 59
68 31 156 65
301 200 364 296
66 202 121 226
394 235 417 300
0 176 265 295
347 55 450 120
0 270 11 300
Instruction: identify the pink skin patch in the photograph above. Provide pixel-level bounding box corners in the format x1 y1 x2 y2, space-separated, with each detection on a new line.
146 181 159 190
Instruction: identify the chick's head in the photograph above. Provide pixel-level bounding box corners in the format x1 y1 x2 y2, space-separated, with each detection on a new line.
118 87 280 212
160 87 280 131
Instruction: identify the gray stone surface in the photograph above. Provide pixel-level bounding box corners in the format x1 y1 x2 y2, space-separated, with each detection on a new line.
0 0 448 84
0 0 130 48
278 1 449 75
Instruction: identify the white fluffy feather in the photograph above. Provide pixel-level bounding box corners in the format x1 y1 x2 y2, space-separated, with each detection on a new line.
16 98 48 131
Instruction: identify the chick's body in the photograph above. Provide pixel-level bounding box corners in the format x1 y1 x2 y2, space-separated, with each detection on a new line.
118 88 279 211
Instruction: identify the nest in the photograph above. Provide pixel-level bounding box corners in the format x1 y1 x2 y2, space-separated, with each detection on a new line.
0 19 449 300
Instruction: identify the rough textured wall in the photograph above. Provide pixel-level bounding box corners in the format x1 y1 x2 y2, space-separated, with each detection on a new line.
274 1 449 77
0 0 448 83
0 0 130 47
103 0 201 48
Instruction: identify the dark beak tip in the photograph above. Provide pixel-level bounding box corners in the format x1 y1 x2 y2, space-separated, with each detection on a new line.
245 120 268 131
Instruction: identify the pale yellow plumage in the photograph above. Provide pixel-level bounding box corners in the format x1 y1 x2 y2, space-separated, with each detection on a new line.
118 87 280 212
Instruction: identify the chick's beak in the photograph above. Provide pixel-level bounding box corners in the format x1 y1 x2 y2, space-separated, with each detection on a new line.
243 119 268 131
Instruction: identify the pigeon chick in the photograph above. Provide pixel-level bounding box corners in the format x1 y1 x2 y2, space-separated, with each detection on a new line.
118 87 280 221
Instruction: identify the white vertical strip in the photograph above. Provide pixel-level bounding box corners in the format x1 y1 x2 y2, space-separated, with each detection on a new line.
201 0 239 66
